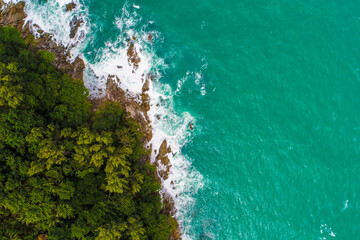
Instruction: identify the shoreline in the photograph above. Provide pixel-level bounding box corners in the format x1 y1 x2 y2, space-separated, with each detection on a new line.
0 1 181 239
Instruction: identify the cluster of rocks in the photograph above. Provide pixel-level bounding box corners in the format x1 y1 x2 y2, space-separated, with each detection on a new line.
65 2 76 12
127 36 141 71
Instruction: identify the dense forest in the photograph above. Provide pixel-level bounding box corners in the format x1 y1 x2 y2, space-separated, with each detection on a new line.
0 26 176 239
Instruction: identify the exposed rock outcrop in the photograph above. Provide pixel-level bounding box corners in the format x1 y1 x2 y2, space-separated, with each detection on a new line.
127 37 141 70
65 2 76 12
69 15 83 39
156 140 171 180
147 33 153 42
0 1 26 29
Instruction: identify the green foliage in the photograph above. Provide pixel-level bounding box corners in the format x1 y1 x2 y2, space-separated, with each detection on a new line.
0 26 176 239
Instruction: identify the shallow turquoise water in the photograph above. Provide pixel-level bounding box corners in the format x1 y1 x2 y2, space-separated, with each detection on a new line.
31 0 360 238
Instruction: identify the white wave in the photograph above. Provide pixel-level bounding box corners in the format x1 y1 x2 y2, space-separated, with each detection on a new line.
320 224 336 238
132 3 140 9
84 39 153 97
4 0 204 238
175 75 189 94
200 84 206 95
195 72 202 85
2 0 16 4
6 0 89 56
175 66 208 96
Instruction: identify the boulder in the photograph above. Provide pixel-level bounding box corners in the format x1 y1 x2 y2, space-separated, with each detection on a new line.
72 56 85 81
69 15 83 39
142 78 150 92
127 41 141 69
65 2 76 12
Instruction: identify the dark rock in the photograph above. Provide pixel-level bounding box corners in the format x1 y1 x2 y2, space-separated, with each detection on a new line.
69 15 83 39
161 156 169 166
162 192 176 216
155 140 172 180
72 56 85 81
157 140 168 158
127 41 141 69
142 79 149 92
65 2 76 12
159 167 169 180
141 93 150 112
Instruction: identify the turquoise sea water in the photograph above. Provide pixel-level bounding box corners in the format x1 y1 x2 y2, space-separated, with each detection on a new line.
20 0 360 238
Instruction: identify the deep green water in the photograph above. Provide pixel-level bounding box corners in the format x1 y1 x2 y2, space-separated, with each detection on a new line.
24 0 360 238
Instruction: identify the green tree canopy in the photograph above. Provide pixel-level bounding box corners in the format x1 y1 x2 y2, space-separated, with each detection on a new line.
0 26 176 240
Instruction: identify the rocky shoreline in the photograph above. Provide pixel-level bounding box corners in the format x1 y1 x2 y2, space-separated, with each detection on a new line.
0 1 180 239
0 1 85 81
